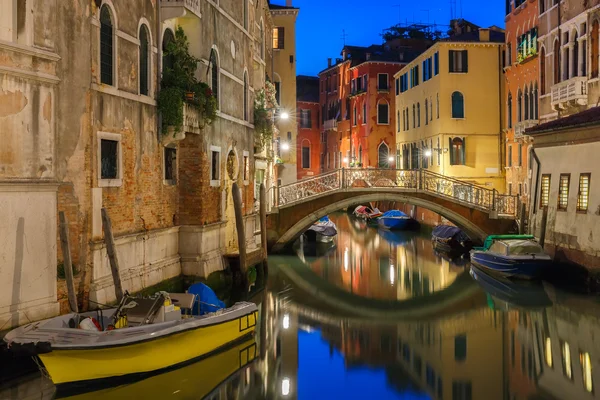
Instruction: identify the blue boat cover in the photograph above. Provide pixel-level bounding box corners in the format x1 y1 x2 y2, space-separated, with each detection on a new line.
381 210 408 218
432 225 470 242
187 282 226 315
319 215 330 222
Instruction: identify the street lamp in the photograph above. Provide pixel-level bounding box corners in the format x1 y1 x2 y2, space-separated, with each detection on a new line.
280 111 290 120
281 142 290 151
424 149 433 158
388 156 394 162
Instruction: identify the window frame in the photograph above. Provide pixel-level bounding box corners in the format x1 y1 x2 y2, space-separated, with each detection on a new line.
451 91 465 119
209 47 220 109
301 142 311 169
163 145 177 185
210 145 222 187
138 23 151 96
99 3 117 87
97 131 123 188
273 26 285 50
577 173 591 213
377 73 389 91
540 174 551 209
449 50 468 73
242 150 250 185
377 100 390 125
243 71 249 121
558 173 570 211
362 102 367 125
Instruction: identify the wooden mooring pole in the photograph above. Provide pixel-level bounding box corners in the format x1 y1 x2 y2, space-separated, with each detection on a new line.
58 212 78 313
101 208 124 301
232 183 247 273
539 207 549 247
259 184 268 263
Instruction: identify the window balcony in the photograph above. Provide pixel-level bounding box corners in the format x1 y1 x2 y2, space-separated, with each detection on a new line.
551 76 588 110
160 0 201 20
183 102 203 134
323 119 338 131
514 119 538 138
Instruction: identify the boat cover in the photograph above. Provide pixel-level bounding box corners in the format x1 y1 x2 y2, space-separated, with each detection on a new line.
480 234 535 251
319 215 330 222
432 225 470 242
381 210 409 218
188 283 226 315
308 220 338 236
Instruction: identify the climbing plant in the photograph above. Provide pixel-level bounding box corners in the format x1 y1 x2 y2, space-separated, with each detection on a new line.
254 81 279 151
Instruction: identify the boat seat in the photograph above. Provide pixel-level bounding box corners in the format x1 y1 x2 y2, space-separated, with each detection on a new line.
120 294 166 326
168 293 195 310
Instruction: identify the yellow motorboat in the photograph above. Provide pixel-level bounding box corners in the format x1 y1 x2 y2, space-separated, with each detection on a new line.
56 338 257 399
3 291 258 387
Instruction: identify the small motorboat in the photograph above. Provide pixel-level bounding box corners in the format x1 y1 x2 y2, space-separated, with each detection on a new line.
305 216 338 243
3 289 258 387
353 205 382 227
469 235 553 280
431 225 474 255
377 210 412 231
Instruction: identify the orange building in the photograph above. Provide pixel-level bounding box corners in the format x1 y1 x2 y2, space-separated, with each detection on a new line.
504 0 539 209
296 76 321 179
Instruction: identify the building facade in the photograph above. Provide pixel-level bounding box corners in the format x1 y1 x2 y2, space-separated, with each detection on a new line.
394 27 507 192
270 2 299 186
296 75 320 180
505 0 539 206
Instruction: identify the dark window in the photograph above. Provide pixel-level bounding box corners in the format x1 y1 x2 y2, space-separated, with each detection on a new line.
362 74 368 90
540 47 546 94
274 81 281 105
164 147 176 182
507 92 513 128
554 39 560 84
378 143 390 168
243 73 249 121
425 99 429 124
414 355 423 377
300 109 312 128
302 146 310 168
378 102 389 124
434 52 439 75
449 50 468 73
452 381 472 400
455 334 467 361
100 139 119 179
417 103 421 127
273 27 285 49
378 74 388 90
518 143 523 166
540 0 545 13
449 137 466 166
139 25 150 96
162 29 175 71
426 364 436 388
508 145 513 167
100 5 114 85
395 78 400 95
243 0 248 30
592 22 599 78
451 91 464 118
210 50 219 106
211 150 220 180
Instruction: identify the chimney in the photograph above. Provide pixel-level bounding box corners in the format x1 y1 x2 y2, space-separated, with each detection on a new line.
342 49 347 60
286 0 292 6
479 28 490 42
328 58 332 67
366 53 371 60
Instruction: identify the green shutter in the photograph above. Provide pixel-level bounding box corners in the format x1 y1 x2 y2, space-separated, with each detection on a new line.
449 50 455 73
462 50 469 72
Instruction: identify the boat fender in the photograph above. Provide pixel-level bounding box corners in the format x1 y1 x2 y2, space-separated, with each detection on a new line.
79 317 101 331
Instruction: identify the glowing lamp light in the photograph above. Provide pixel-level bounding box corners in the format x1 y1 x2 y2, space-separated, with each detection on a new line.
424 149 433 157
282 378 291 396
280 112 290 120
283 313 290 330
390 265 395 285
388 156 394 162
343 157 349 163
281 142 290 151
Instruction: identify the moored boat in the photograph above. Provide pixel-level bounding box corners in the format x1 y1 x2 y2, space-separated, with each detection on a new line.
3 291 258 387
469 235 553 280
431 225 474 255
305 216 338 243
353 205 382 227
377 210 412 231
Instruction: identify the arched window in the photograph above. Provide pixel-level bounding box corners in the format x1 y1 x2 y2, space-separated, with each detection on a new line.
592 21 599 78
572 31 579 78
397 110 400 132
378 142 390 168
358 145 363 165
425 99 429 124
507 92 513 128
451 91 464 119
243 71 249 121
210 49 219 107
162 28 175 72
377 100 389 124
540 47 546 94
429 96 433 121
517 89 522 122
417 102 421 127
524 86 529 120
533 83 538 119
100 5 114 85
529 85 535 121
553 39 560 84
449 137 466 166
139 25 150 96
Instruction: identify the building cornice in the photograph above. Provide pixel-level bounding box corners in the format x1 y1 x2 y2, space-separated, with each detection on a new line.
0 40 60 62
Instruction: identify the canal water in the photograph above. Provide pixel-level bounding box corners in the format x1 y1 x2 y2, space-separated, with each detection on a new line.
2 212 600 400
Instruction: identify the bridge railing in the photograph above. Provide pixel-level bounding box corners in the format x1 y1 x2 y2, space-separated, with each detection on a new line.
277 168 518 219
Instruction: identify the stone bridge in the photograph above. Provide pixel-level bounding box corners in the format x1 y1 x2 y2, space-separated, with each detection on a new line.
267 169 517 251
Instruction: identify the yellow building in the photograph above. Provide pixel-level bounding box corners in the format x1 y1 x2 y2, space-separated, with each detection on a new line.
394 28 506 192
270 2 298 185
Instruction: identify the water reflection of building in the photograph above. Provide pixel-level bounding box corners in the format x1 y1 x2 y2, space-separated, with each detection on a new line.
309 214 463 302
505 310 538 400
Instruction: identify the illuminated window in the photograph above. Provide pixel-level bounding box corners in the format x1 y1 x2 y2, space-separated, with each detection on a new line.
273 27 284 49
577 173 591 212
540 174 551 208
545 337 553 367
562 341 573 380
558 174 570 211
580 351 593 393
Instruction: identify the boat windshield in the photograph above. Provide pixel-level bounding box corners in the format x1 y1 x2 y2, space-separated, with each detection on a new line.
507 240 545 255
488 241 508 255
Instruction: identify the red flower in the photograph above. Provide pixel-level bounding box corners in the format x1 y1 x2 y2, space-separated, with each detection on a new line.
206 88 212 96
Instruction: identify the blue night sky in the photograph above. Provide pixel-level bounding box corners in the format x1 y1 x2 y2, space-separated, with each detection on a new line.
271 0 505 76
297 329 430 399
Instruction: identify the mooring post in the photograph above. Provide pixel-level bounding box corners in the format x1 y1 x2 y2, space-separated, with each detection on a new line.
59 211 79 313
101 208 124 301
260 184 268 261
232 183 247 273
539 207 549 247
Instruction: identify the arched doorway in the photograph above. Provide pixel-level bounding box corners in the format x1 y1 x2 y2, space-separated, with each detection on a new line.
224 148 240 251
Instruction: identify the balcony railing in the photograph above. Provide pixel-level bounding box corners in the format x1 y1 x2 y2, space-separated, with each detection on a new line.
160 0 201 19
323 119 338 131
551 76 587 109
183 103 202 134
514 119 538 138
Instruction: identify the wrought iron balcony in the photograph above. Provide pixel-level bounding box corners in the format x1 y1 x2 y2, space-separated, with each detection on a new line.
551 76 587 110
514 119 538 138
160 0 201 20
323 119 338 131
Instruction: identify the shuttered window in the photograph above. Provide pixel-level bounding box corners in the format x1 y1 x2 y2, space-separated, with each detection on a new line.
449 137 466 166
451 92 465 118
273 27 285 49
577 173 591 212
558 174 570 211
449 50 468 73
302 146 310 169
540 174 551 209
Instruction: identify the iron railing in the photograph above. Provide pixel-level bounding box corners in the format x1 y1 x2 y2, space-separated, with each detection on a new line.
277 168 518 219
